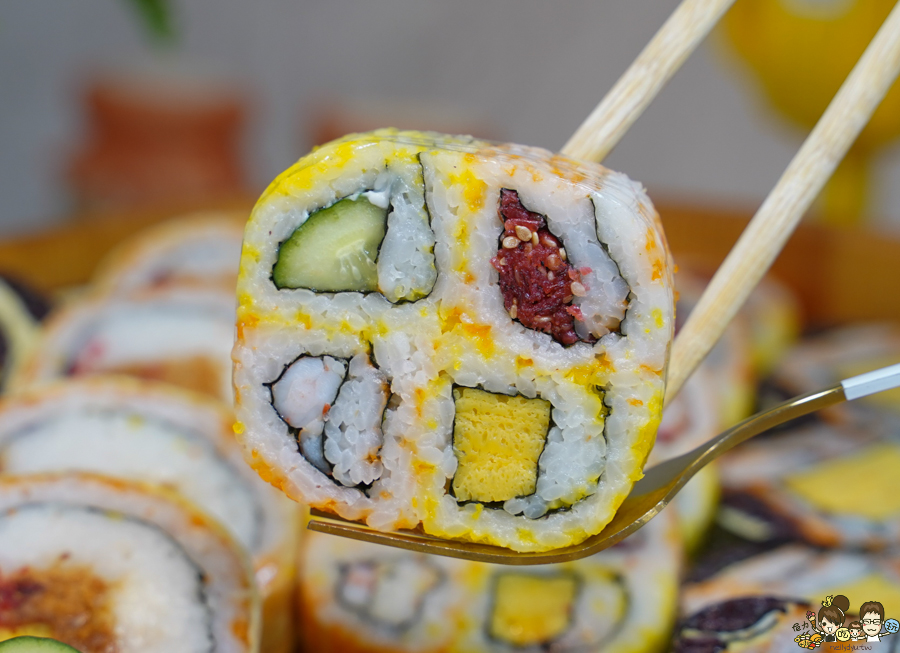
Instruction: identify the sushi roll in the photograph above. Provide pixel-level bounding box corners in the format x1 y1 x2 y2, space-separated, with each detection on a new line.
0 473 258 652
449 511 683 653
0 377 300 653
653 365 722 551
0 276 50 390
675 268 755 428
769 323 900 428
92 211 246 296
716 422 900 550
297 510 683 653
673 596 812 653
739 275 801 379
233 129 675 552
14 286 235 401
682 544 900 647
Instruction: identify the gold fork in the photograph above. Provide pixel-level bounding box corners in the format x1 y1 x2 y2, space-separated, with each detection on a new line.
308 363 900 565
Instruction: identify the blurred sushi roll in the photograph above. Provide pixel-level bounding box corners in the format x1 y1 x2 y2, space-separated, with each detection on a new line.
14 286 235 400
451 511 683 653
297 510 683 653
653 365 723 551
0 377 300 653
0 473 258 652
675 269 756 427
92 211 246 296
234 129 675 552
739 275 801 379
298 534 458 653
770 323 900 428
716 422 900 549
0 276 51 390
673 596 812 653
682 544 900 636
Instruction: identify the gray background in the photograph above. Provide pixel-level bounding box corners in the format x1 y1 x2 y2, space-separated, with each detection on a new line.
3 0 900 236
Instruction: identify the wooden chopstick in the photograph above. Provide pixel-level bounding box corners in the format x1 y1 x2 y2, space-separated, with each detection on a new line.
665 0 900 405
560 0 737 163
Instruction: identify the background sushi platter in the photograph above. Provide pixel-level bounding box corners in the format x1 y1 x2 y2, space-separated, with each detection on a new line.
0 195 897 652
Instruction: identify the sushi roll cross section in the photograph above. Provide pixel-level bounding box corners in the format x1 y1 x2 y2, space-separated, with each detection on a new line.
0 474 258 653
297 509 683 652
234 129 675 552
14 287 236 401
0 378 299 653
92 211 246 296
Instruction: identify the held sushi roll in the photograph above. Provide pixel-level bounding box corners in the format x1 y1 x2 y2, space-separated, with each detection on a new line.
92 211 246 296
234 129 675 552
0 473 258 652
297 510 683 653
14 286 236 401
0 377 300 653
234 130 673 551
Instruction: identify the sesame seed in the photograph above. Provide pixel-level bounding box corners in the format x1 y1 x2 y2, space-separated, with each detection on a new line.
545 254 562 271
541 236 555 248
502 236 518 249
509 304 517 319
531 231 539 245
499 258 507 266
570 281 586 297
515 225 532 241
559 248 567 261
548 271 555 281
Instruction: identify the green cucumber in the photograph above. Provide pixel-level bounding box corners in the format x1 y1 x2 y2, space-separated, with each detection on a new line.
273 197 388 292
0 637 82 652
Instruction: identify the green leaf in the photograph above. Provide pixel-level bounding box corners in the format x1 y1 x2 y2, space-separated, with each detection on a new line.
123 0 175 45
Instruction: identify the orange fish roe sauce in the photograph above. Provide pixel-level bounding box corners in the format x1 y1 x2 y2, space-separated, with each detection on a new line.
0 562 116 653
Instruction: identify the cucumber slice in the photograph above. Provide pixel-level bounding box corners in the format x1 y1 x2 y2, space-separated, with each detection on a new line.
273 197 388 292
0 637 81 652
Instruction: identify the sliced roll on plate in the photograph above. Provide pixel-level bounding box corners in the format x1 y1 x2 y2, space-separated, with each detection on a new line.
673 596 812 653
770 323 900 429
0 377 300 653
92 211 246 296
0 276 51 390
298 509 683 653
674 268 755 428
681 544 900 651
653 365 722 551
234 129 675 552
717 422 900 550
14 287 235 401
0 473 258 653
739 275 801 379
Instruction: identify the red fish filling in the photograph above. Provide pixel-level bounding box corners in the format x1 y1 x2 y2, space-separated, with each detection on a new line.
491 189 590 345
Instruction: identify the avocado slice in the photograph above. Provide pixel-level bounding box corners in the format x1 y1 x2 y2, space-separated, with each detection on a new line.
272 197 388 292
0 637 82 652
